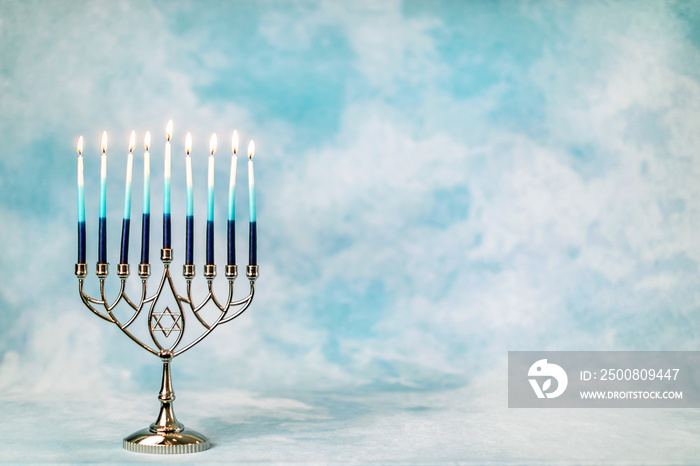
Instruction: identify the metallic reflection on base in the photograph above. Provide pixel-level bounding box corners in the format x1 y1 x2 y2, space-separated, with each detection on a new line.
123 428 210 454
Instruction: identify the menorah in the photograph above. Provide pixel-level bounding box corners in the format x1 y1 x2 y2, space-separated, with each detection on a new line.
74 126 259 454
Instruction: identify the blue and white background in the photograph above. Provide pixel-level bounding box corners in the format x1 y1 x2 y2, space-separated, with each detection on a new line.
1 0 700 463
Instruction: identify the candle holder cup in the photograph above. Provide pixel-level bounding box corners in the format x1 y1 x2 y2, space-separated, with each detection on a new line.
75 245 258 454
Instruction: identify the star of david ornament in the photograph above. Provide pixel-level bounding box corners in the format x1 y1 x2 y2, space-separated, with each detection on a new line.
151 306 183 337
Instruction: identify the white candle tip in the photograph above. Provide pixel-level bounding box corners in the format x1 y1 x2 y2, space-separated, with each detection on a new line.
144 131 151 150
185 133 192 155
248 140 255 159
77 136 83 154
166 120 173 141
210 133 217 155
129 130 136 152
232 130 239 154
101 131 108 153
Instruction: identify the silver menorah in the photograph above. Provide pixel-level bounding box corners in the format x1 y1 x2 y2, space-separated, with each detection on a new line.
75 248 258 454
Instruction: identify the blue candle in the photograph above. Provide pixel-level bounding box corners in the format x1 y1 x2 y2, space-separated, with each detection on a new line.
247 140 256 266
140 131 151 264
119 131 135 264
206 134 217 265
163 120 173 250
77 136 86 264
185 133 194 265
98 131 108 264
227 131 238 266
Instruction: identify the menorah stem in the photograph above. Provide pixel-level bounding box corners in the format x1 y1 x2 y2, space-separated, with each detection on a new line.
150 354 184 433
123 352 210 454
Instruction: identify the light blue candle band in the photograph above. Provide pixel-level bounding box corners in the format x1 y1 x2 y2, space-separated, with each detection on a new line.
228 183 235 221
187 185 194 217
78 185 85 223
163 177 171 215
99 177 107 218
123 183 132 220
143 176 150 215
208 185 215 222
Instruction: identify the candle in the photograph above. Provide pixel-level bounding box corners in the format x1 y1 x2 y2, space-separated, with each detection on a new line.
185 132 194 265
163 120 173 250
206 134 217 265
227 131 238 266
77 136 86 264
248 140 256 266
98 131 108 264
119 131 136 264
140 131 151 265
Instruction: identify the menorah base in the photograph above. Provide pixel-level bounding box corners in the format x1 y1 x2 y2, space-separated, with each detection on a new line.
123 427 210 454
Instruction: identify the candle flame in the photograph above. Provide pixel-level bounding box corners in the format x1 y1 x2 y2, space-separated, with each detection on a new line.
248 140 255 159
210 133 217 155
185 132 192 155
77 136 83 155
101 131 108 153
144 131 151 150
232 130 239 154
166 120 173 141
129 130 136 152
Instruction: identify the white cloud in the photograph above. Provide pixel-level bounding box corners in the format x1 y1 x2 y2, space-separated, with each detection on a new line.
259 1 444 91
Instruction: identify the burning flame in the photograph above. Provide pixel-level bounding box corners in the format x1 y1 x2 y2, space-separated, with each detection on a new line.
185 132 192 155
248 140 255 159
101 131 108 153
210 134 217 155
166 120 173 141
129 130 136 152
144 131 151 150
77 136 83 155
232 130 239 154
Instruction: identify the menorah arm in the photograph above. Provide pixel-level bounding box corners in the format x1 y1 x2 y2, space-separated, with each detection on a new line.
121 279 146 311
173 302 228 358
208 279 232 314
88 274 160 356
170 268 257 357
116 321 160 356
220 280 255 324
121 278 158 329
183 279 216 330
103 296 160 356
194 277 254 328
173 280 255 358
100 279 126 313
78 279 116 323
